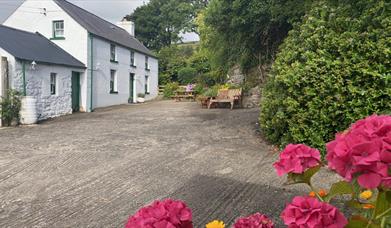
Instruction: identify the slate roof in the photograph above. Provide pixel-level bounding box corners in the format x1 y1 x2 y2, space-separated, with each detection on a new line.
53 0 155 57
0 25 85 68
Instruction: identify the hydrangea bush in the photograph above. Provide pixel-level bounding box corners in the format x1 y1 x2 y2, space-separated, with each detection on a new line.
125 199 193 228
126 115 391 227
275 115 391 227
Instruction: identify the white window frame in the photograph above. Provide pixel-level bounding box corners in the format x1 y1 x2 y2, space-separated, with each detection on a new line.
53 20 64 38
50 73 57 95
110 70 118 93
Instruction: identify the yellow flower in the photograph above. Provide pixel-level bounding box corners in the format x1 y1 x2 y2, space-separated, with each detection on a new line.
206 220 225 228
360 190 373 200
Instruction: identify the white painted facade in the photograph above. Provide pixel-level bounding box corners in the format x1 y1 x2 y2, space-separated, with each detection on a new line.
91 37 158 107
4 0 158 112
0 48 82 120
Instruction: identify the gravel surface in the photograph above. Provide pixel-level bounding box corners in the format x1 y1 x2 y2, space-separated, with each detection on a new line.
0 100 324 227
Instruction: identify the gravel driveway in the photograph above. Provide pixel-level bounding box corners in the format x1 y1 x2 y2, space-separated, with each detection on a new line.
0 101 304 227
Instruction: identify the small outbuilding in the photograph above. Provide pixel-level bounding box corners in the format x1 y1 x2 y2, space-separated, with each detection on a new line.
0 25 86 122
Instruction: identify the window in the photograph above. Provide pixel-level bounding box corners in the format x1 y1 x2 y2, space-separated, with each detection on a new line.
145 56 149 70
110 44 117 62
50 73 57 95
110 70 118 93
52 20 64 38
145 75 150 94
130 51 135 67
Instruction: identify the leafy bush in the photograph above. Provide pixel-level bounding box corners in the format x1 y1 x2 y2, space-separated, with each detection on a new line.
163 82 179 98
157 45 190 85
193 84 205 95
0 89 21 126
202 84 222 97
197 70 225 87
260 0 391 152
178 67 197 84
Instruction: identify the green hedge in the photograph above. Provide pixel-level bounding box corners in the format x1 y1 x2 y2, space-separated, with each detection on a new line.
163 82 179 98
260 0 391 153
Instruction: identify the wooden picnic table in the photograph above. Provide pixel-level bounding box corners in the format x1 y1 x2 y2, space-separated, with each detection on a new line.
172 90 195 102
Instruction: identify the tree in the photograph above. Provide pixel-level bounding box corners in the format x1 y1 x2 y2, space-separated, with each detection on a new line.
157 45 195 84
126 0 206 50
199 0 311 81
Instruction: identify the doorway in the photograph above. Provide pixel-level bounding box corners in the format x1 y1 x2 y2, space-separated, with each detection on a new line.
129 73 135 103
71 71 80 112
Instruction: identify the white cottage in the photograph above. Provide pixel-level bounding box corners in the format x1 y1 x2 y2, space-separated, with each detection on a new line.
0 25 86 122
3 0 158 112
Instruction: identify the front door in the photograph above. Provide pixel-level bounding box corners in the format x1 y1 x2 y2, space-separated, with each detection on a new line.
129 73 135 103
71 72 80 112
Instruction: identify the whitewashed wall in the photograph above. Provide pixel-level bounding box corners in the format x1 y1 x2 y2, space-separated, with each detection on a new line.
16 61 83 120
91 36 158 108
0 48 83 121
4 0 89 112
4 0 158 111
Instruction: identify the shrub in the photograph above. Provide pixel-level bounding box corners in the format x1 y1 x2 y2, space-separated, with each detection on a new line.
202 84 222 97
0 89 21 126
197 70 225 87
178 67 197 84
260 0 391 152
163 82 179 98
193 84 205 95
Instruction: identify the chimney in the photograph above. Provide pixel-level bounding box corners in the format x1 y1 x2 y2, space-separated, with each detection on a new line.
116 19 135 37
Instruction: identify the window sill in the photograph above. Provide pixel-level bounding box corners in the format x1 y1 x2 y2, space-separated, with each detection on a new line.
50 37 65 40
145 68 151 71
130 65 137 68
110 60 118 63
110 91 119 94
145 92 150 95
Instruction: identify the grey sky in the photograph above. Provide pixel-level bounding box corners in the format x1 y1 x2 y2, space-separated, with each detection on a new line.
0 0 198 41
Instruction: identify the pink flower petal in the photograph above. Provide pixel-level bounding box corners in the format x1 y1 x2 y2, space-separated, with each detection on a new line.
358 172 382 189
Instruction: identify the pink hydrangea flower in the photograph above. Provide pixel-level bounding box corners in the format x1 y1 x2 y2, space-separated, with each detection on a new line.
326 115 391 189
274 144 321 176
281 196 347 228
233 213 274 228
125 199 193 228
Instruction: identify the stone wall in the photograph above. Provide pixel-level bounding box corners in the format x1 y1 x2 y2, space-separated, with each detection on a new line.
227 65 261 109
227 65 245 85
242 86 261 109
13 61 75 121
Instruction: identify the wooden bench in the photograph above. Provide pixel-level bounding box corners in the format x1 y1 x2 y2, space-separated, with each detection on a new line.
208 88 242 109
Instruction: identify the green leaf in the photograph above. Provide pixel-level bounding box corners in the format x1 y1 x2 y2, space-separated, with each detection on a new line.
375 191 391 218
325 181 353 202
285 165 321 185
301 165 321 183
346 215 369 228
346 200 365 209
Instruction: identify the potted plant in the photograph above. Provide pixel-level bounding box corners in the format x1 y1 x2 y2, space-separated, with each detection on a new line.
137 93 145 103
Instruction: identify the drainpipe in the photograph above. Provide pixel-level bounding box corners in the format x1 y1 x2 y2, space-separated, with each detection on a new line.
22 61 26 96
89 33 94 112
